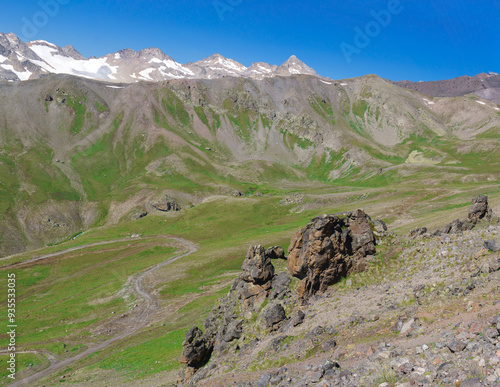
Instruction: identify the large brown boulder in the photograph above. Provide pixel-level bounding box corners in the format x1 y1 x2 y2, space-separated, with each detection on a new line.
287 210 375 300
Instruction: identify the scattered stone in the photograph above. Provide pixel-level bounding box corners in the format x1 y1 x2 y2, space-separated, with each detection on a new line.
291 310 305 327
322 339 337 352
447 339 466 353
279 194 304 206
484 239 500 252
460 378 482 387
260 303 287 331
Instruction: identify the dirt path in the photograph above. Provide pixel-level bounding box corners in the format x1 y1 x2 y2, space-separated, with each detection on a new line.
8 236 199 387
0 236 156 266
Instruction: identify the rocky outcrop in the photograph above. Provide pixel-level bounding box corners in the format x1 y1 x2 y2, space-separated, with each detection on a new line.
372 219 388 237
468 195 492 223
179 210 382 383
179 244 294 383
287 210 376 300
408 227 427 238
152 195 181 212
411 196 496 238
441 195 494 235
233 245 275 310
180 327 212 369
239 245 275 284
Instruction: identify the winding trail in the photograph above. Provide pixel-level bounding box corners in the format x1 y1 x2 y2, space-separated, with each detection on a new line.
8 236 199 387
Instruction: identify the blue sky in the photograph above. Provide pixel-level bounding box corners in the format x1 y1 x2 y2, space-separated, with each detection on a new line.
2 0 499 81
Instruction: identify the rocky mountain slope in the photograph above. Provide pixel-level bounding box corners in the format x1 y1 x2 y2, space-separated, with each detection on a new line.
394 73 500 104
0 33 317 83
178 196 500 387
0 70 499 257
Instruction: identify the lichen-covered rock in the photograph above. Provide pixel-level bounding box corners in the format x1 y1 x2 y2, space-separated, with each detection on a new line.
287 210 375 299
180 327 212 368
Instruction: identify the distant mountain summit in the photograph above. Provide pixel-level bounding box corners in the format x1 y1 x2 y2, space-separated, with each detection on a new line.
0 32 318 83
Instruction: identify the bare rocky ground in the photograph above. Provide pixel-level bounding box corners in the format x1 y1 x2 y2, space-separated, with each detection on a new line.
177 200 500 387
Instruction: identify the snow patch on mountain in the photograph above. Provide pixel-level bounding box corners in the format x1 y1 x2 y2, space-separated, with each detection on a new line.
30 43 118 80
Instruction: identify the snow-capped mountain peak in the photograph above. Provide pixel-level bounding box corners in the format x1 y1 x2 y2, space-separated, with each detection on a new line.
0 33 320 83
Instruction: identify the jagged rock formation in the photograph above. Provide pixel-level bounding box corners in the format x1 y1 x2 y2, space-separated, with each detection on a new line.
441 195 495 235
409 195 497 238
179 244 291 383
234 245 275 309
468 195 492 223
179 327 212 369
152 195 181 212
287 210 376 300
179 210 380 383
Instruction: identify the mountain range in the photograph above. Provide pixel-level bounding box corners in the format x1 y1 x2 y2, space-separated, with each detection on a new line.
2 32 499 105
0 32 317 83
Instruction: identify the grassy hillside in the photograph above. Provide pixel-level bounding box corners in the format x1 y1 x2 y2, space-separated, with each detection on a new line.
0 74 498 255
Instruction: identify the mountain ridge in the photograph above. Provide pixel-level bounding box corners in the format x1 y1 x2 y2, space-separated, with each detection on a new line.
0 32 318 83
393 72 500 103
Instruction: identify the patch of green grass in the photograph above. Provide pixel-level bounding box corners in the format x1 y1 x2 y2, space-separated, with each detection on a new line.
306 149 347 181
352 99 368 118
0 240 176 350
194 106 209 127
95 101 108 113
65 95 87 134
285 132 314 150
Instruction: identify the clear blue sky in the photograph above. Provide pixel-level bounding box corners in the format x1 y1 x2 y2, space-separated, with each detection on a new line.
2 0 499 81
